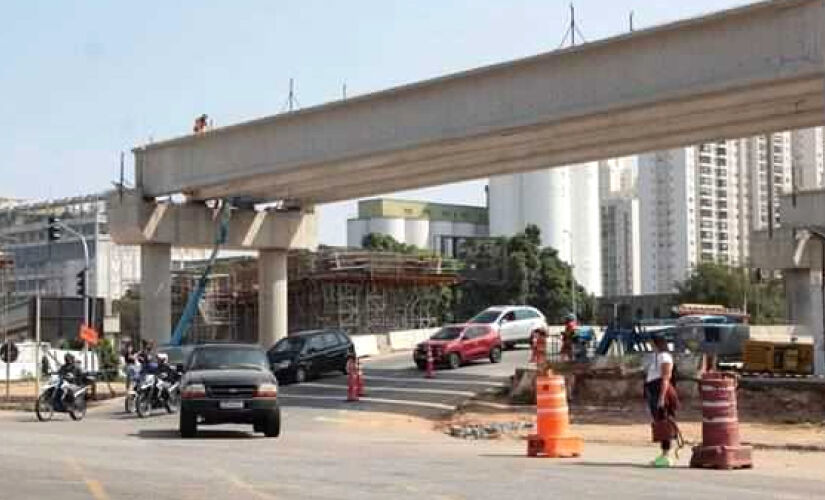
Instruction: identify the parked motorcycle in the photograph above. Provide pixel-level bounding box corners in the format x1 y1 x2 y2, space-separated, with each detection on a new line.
135 372 180 418
35 372 91 422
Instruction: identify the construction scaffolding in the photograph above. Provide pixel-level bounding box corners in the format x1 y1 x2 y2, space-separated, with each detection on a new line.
171 250 459 342
287 251 458 334
171 269 256 344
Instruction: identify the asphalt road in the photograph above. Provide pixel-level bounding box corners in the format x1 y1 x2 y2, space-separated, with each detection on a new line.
0 347 822 500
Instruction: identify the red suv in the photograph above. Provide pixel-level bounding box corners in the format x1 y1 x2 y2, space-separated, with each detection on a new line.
414 324 502 370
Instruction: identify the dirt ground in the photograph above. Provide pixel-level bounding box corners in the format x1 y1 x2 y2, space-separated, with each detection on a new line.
439 390 825 452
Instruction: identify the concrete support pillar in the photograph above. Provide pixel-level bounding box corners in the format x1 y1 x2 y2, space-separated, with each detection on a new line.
258 249 288 347
140 243 171 345
785 268 825 376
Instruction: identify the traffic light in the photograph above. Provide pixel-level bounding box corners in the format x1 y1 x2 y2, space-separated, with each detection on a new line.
75 269 86 297
47 216 62 241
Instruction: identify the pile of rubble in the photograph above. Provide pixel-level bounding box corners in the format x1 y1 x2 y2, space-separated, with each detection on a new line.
446 421 534 440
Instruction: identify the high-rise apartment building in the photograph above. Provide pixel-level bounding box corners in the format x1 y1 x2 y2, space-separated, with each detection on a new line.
792 127 825 191
637 128 811 294
599 157 641 297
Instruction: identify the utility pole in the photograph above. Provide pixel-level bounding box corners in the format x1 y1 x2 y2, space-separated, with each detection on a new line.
570 4 575 45
629 11 634 32
563 229 577 317
50 218 91 368
34 288 40 399
767 134 774 236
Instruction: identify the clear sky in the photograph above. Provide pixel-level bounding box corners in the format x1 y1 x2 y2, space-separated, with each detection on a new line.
1 0 747 245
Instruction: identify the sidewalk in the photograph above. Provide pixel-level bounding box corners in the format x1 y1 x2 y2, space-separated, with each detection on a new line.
0 380 126 410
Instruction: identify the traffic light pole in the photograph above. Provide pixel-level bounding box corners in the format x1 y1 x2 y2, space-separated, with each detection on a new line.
54 221 90 368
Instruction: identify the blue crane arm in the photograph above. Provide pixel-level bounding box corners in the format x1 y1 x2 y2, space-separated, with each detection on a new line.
169 201 232 346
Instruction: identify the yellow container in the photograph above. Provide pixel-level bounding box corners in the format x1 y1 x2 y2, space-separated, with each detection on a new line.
743 340 774 372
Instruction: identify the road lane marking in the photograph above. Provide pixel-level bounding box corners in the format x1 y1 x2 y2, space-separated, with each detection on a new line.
278 393 454 410
363 375 506 387
296 382 475 397
65 458 109 500
214 468 277 500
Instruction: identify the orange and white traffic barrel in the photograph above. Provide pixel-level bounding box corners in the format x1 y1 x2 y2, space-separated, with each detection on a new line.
526 374 582 458
689 372 752 469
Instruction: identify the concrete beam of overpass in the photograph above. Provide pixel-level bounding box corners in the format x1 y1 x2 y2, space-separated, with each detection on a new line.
107 191 317 250
135 0 825 204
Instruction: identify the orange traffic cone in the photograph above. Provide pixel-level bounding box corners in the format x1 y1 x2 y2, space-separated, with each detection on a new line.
346 356 359 402
527 374 582 458
356 357 365 397
425 345 435 379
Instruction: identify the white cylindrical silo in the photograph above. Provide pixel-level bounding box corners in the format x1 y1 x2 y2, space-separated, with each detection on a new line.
346 219 368 248
368 217 406 244
569 162 602 296
404 219 430 249
542 166 572 261
518 168 562 252
488 174 521 237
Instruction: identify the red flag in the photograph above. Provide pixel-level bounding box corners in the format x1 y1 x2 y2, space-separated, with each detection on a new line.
79 324 100 346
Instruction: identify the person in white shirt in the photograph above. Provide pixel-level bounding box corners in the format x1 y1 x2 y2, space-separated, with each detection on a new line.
644 332 676 467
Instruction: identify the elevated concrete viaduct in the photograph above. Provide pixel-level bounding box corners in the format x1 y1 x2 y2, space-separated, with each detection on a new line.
108 192 316 346
110 0 825 350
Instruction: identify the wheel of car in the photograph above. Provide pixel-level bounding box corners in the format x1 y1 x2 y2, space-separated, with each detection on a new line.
35 393 54 422
447 352 461 370
69 394 87 421
489 346 502 364
179 409 197 438
263 408 281 438
135 393 151 418
294 366 307 384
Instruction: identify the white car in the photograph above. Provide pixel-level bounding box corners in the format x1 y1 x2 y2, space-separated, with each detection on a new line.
468 306 548 349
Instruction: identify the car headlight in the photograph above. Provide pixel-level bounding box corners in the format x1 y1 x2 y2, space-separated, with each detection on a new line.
181 383 205 399
276 360 292 369
254 383 278 398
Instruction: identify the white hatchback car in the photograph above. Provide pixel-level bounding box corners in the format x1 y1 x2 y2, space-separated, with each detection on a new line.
468 306 548 349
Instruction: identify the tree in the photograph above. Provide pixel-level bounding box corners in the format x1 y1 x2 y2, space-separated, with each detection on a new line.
675 262 786 324
361 233 419 254
452 225 594 323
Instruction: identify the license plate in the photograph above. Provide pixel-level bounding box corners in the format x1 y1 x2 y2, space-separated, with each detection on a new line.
219 400 244 410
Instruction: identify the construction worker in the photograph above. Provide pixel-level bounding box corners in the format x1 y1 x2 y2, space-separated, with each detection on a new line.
193 114 209 134
561 313 577 361
644 331 680 468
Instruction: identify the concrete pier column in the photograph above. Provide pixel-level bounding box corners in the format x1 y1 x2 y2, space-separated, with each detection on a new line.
140 243 172 344
785 268 825 376
258 249 288 347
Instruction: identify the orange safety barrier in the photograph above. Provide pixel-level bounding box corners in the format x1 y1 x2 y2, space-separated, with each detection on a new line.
690 372 752 469
527 374 583 458
356 357 365 397
346 356 359 402
425 345 435 379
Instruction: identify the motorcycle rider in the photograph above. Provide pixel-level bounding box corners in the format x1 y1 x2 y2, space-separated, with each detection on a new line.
156 353 177 383
57 353 84 402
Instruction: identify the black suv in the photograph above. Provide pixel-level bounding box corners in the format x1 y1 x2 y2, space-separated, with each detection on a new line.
268 330 353 384
179 344 280 438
